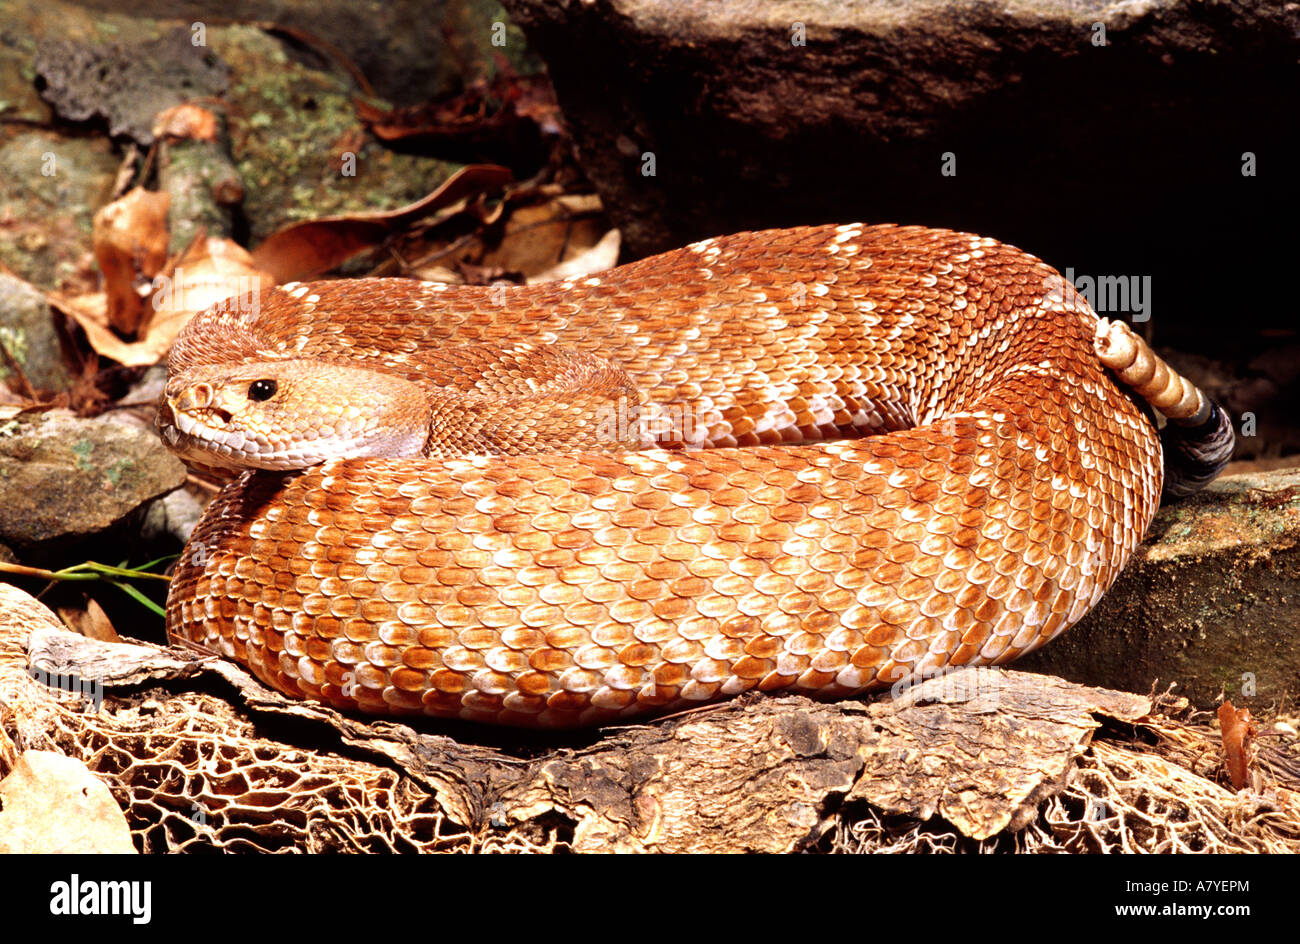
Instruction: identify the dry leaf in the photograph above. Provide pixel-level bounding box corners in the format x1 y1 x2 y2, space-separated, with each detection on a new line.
55 238 270 367
475 198 611 280
92 186 170 336
408 265 463 284
0 751 136 853
530 228 620 284
251 164 511 283
552 193 604 216
356 71 560 159
57 598 121 643
1219 700 1258 790
152 103 219 142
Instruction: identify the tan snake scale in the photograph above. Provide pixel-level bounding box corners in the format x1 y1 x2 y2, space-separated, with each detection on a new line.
160 224 1228 727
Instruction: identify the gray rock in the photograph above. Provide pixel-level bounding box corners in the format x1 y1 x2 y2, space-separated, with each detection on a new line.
34 27 230 145
0 274 72 393
121 364 169 409
1019 467 1300 713
0 132 119 289
0 410 186 550
54 0 538 109
141 487 205 546
500 0 1295 346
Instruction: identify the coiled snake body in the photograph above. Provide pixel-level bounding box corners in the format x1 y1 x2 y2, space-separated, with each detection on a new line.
160 224 1232 726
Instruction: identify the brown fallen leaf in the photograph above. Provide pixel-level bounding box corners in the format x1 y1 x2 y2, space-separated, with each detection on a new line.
529 228 620 284
0 751 137 853
92 186 171 337
401 189 609 284
356 68 560 165
152 103 219 143
453 261 523 286
250 164 511 283
55 237 271 367
1219 700 1258 791
57 598 121 643
471 195 612 283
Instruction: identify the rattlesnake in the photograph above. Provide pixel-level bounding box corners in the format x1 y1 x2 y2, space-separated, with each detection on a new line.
158 224 1233 726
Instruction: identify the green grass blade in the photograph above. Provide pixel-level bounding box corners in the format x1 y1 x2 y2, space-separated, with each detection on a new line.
108 580 167 618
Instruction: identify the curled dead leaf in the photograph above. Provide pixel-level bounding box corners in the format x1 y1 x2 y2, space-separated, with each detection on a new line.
355 72 560 166
0 751 137 853
466 196 613 283
92 187 170 336
152 104 219 142
251 164 511 283
55 238 271 367
1219 700 1258 791
57 598 120 643
530 229 620 284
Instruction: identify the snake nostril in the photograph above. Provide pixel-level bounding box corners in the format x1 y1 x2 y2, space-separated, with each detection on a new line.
176 382 215 412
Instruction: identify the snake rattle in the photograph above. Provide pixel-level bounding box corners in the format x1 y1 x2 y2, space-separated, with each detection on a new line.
158 224 1233 726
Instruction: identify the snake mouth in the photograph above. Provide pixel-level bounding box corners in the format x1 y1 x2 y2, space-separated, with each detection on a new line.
161 405 386 472
183 406 233 426
161 407 276 470
170 407 233 438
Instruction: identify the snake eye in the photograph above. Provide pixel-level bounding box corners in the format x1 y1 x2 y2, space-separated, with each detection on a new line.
248 379 278 402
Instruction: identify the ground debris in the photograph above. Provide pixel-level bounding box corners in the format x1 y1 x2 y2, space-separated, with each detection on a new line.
4 584 1296 853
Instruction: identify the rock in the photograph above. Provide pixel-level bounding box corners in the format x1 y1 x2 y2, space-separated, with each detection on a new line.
0 750 137 853
3 0 519 261
122 364 169 407
0 132 119 290
1019 467 1300 713
0 274 73 393
206 24 466 243
501 0 1295 351
0 1 54 125
0 410 186 551
157 107 245 253
7 0 539 118
34 27 230 146
141 488 205 546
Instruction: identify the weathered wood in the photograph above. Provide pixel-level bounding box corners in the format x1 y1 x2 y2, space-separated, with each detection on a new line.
6 590 1165 852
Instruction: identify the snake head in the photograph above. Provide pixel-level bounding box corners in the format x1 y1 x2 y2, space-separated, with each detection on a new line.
157 360 432 471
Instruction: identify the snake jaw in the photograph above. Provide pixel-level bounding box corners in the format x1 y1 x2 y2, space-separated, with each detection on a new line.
157 394 275 471
159 376 265 469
